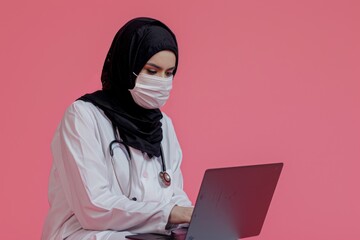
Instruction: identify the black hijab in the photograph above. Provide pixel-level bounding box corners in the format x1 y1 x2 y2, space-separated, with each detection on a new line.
78 17 178 157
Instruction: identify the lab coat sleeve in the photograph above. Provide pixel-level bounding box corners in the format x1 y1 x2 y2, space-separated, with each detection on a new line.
52 102 176 234
169 148 192 207
163 115 193 208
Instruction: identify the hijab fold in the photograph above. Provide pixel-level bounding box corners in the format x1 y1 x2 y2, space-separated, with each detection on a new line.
78 17 178 157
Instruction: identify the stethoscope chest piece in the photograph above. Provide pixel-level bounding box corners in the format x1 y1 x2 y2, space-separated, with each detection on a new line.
159 171 171 187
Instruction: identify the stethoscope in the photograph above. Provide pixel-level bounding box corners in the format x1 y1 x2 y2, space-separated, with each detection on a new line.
109 125 172 198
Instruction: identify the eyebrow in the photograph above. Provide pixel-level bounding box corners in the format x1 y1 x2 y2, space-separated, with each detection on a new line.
146 63 176 71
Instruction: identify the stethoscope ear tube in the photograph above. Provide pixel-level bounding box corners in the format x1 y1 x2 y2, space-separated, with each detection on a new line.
110 123 132 159
109 139 132 160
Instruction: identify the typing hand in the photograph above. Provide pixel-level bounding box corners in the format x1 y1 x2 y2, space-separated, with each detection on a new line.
168 205 194 224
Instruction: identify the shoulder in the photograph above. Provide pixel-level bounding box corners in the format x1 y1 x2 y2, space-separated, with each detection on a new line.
161 112 179 139
161 112 174 129
161 111 171 123
60 100 108 129
66 100 99 115
64 100 105 120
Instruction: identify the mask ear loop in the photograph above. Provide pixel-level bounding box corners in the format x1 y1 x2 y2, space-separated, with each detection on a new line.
159 145 171 187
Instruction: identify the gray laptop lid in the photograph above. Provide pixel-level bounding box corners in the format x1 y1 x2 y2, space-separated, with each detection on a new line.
185 162 283 240
126 163 283 240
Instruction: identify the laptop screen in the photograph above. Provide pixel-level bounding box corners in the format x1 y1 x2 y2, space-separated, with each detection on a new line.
185 163 283 239
126 162 283 240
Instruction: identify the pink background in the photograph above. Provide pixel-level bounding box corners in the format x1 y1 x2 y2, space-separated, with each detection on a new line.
1 0 359 239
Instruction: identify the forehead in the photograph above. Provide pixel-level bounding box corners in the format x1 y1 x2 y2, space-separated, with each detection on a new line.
146 50 176 68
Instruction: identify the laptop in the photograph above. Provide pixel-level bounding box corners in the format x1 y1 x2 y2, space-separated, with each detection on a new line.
126 162 283 240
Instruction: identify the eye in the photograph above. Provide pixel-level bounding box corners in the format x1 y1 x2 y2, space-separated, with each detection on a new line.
146 69 157 75
165 71 174 77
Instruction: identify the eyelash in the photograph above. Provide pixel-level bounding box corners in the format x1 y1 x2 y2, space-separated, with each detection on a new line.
146 69 173 77
165 72 174 77
146 69 157 75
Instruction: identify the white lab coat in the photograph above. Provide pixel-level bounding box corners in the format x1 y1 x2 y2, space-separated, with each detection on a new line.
42 100 192 240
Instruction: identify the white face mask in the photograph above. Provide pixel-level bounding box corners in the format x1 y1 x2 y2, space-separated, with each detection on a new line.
129 73 173 109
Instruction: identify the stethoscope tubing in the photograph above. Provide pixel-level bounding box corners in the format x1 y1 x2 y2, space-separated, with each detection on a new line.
109 125 171 199
109 139 166 173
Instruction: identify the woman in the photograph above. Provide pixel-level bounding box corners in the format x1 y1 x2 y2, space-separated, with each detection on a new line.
42 17 193 240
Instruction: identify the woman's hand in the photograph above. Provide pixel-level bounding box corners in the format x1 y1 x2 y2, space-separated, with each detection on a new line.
168 205 194 224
